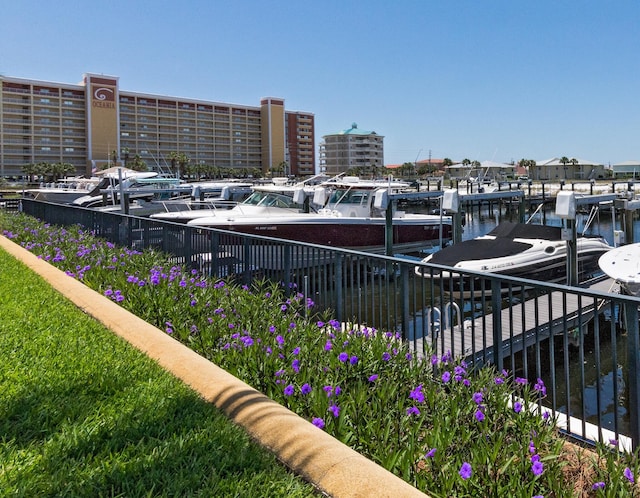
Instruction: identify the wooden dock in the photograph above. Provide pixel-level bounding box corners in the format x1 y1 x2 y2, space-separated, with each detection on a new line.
410 277 619 365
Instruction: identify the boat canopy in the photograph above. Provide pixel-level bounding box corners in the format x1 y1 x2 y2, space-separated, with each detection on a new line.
429 238 534 266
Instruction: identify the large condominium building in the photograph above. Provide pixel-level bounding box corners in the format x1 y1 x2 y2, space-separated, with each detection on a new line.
0 73 315 178
318 123 384 176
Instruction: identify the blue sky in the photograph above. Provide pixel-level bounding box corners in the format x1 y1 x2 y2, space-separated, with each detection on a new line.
2 1 638 166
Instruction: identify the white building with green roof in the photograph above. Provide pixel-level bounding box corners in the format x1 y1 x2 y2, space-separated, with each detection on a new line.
319 123 384 175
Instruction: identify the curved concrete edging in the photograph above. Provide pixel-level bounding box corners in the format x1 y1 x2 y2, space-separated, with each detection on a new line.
0 235 428 498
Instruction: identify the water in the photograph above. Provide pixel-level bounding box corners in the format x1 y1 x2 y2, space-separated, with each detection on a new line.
408 199 640 437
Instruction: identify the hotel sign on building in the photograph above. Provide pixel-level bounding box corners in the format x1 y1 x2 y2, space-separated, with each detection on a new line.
84 74 119 169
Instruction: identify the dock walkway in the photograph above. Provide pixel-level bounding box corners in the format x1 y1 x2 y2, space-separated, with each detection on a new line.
412 277 619 364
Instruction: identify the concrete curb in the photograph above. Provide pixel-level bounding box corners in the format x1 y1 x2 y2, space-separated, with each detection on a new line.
0 235 427 498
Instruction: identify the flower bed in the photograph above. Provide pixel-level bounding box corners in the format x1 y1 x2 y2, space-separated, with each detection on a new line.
1 211 638 497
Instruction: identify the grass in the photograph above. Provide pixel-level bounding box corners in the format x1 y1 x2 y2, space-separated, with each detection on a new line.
0 250 320 497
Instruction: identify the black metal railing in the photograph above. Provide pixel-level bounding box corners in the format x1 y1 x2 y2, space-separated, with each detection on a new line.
16 198 640 450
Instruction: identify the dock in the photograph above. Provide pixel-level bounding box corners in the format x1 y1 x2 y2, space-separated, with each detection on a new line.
410 277 620 365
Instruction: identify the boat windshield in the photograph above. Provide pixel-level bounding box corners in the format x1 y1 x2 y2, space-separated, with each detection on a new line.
242 191 300 209
326 188 370 206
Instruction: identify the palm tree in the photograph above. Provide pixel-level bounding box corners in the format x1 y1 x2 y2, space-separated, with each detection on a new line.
129 154 148 172
560 156 569 180
21 163 39 183
121 147 130 168
518 159 536 180
570 158 579 179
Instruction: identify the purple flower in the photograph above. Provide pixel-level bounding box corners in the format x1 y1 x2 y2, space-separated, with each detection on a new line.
441 371 451 383
406 406 421 416
284 384 294 396
312 417 325 429
513 401 523 413
515 377 528 385
382 352 391 361
349 355 358 365
534 378 547 396
280 304 287 312
323 385 333 396
472 392 483 405
592 482 605 490
338 352 349 362
324 341 332 351
292 347 300 355
301 383 312 395
291 359 300 373
276 335 284 345
624 467 635 483
409 384 425 403
316 321 325 328
459 462 472 480
368 374 378 382
328 404 340 418
475 409 485 422
531 460 544 476
425 448 436 458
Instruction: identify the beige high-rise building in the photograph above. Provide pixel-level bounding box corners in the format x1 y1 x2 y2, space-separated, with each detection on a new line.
0 73 315 178
318 123 384 176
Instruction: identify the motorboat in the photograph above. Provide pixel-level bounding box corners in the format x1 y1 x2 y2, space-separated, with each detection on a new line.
415 221 613 294
23 177 101 204
598 243 640 296
149 181 261 224
185 177 452 253
72 170 177 208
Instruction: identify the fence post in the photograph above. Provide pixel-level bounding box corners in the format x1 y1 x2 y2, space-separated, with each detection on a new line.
625 300 640 449
243 238 251 287
401 264 410 340
335 254 343 324
283 244 292 296
491 278 503 371
209 231 219 277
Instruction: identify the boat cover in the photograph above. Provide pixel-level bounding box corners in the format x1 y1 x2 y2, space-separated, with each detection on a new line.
430 239 534 265
429 222 562 266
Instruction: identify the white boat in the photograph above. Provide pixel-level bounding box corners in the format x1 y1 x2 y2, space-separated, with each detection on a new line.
598 243 640 296
415 221 613 294
72 171 175 208
23 177 101 204
185 177 452 253
149 181 256 223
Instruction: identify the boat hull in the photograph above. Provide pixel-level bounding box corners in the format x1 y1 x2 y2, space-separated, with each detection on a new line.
193 218 451 253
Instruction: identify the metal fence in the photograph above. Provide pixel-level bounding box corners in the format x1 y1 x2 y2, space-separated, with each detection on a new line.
16 198 640 450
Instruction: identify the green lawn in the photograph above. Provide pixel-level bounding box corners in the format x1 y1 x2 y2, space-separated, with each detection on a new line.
0 249 319 497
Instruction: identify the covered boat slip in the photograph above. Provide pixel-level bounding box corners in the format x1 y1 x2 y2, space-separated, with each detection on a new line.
408 276 619 368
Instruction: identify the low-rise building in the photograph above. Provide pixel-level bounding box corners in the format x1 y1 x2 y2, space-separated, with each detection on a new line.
319 123 383 176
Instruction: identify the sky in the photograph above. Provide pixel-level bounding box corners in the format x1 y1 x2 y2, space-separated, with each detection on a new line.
1 1 639 167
